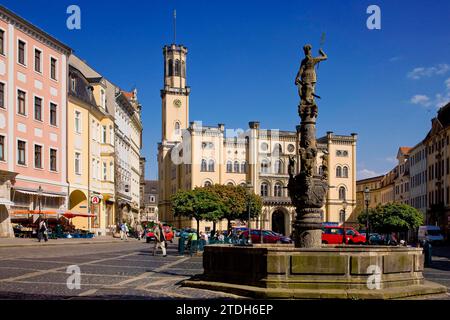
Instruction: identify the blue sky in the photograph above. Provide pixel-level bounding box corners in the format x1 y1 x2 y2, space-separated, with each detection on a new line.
4 0 450 180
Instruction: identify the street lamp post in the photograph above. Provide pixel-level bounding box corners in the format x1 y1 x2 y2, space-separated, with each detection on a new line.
341 200 348 244
37 185 43 219
246 182 253 245
364 187 371 245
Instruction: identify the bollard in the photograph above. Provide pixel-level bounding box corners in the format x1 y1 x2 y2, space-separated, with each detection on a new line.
190 240 198 256
178 236 186 255
423 241 433 267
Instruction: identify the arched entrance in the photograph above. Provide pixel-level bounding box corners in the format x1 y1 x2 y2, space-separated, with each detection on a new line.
69 190 88 230
272 210 286 235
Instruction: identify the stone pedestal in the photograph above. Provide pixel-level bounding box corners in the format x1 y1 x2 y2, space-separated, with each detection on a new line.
183 245 447 299
0 170 18 238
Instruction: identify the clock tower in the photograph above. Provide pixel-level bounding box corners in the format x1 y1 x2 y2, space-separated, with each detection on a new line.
161 44 190 142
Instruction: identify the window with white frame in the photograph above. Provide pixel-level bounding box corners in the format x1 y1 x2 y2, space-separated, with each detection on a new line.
17 140 26 165
75 111 81 133
102 126 106 143
92 158 96 179
50 57 57 80
50 148 57 171
18 40 26 65
109 126 114 145
260 182 269 197
34 48 42 73
0 135 4 161
75 152 81 175
0 30 4 55
0 82 5 108
110 162 114 181
103 162 107 180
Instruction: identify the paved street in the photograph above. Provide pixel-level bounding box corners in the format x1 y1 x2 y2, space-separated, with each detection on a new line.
422 245 450 299
0 240 242 300
0 240 449 300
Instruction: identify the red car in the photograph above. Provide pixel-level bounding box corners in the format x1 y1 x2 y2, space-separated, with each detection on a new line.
241 229 292 244
321 226 366 245
146 225 174 243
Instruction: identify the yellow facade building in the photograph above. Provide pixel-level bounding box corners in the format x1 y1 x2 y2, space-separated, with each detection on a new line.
67 56 116 235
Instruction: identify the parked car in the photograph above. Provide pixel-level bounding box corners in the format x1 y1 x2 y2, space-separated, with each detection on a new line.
146 225 174 243
241 229 292 244
321 226 366 244
368 233 384 245
178 228 197 238
418 225 444 245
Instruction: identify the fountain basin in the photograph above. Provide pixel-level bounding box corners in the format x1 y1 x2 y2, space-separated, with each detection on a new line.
182 244 447 299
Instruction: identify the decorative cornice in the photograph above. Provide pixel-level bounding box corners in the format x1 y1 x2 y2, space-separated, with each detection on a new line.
0 6 71 55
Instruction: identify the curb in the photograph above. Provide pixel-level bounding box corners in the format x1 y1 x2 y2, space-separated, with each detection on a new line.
0 239 140 248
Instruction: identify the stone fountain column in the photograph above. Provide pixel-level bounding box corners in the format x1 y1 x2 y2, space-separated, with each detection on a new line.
288 44 328 248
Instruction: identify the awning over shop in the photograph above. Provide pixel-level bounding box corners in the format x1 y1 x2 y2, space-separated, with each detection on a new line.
62 212 95 219
9 210 94 219
14 189 67 198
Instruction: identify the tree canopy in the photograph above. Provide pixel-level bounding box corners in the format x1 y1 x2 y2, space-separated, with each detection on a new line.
357 203 423 234
170 184 263 231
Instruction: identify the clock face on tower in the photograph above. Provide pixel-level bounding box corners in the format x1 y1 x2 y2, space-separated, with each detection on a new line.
173 99 182 108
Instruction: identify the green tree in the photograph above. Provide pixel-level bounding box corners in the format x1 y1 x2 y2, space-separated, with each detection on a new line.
358 203 423 235
206 184 246 232
171 188 223 236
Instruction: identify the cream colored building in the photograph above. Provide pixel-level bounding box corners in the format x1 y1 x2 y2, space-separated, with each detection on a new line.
158 44 358 235
115 89 142 224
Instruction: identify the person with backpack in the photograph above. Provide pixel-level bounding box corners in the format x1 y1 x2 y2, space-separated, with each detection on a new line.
38 218 48 242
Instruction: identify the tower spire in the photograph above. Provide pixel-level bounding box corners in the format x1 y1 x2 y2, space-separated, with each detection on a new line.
173 9 177 44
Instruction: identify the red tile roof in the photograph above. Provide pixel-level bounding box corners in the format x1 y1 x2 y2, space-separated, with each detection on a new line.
399 147 412 155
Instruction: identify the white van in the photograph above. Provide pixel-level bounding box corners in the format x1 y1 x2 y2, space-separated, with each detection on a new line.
418 225 444 244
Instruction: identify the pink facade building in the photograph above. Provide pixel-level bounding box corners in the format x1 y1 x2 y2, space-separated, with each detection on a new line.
0 6 71 223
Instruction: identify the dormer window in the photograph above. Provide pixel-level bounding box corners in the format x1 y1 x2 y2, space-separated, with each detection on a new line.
71 77 76 92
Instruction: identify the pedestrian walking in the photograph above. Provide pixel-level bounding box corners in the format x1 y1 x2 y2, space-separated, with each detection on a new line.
136 223 143 241
189 231 198 256
38 219 48 242
153 222 167 257
120 223 129 240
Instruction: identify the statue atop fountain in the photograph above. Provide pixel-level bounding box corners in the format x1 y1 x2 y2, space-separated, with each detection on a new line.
288 44 328 248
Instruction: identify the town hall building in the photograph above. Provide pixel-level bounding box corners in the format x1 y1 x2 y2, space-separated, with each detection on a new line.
157 43 358 236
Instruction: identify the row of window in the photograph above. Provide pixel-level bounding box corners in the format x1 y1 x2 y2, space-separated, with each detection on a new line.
227 161 247 173
427 136 449 155
200 160 249 174
83 156 114 181
0 31 58 81
428 187 450 207
0 87 58 126
411 171 427 188
336 166 349 178
260 159 283 174
428 158 450 181
260 182 284 197
395 182 410 195
0 136 58 171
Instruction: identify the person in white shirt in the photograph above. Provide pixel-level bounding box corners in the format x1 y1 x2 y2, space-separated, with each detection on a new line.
38 219 48 242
